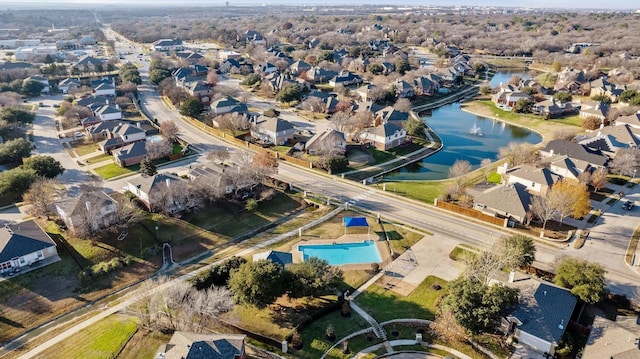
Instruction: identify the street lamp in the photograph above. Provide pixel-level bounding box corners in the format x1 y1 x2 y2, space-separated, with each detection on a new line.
155 225 159 241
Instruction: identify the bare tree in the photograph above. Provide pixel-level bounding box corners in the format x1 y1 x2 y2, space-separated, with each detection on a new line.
480 158 492 179
23 177 63 219
160 120 180 142
137 279 233 332
300 97 325 114
393 98 412 112
146 139 173 160
590 168 608 192
150 180 192 216
547 179 591 224
111 197 143 233
206 71 219 87
448 159 472 195
609 148 640 176
216 113 248 136
498 142 537 166
330 111 351 133
189 175 226 204
431 309 467 343
207 149 231 164
531 195 554 230
253 151 279 180
61 105 93 128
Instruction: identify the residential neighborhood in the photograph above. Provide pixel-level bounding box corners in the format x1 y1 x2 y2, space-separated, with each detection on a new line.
1 3 640 359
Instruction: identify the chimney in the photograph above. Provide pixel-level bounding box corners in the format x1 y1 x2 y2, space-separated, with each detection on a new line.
549 149 554 156
508 270 516 283
136 122 141 128
166 178 171 188
85 201 92 213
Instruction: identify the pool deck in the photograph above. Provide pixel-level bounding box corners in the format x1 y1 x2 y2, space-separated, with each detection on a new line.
293 234 392 270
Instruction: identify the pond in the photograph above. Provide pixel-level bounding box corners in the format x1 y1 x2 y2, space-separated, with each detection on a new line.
489 70 532 87
385 102 542 181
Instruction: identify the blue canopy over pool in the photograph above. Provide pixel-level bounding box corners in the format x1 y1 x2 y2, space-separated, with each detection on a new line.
344 217 368 227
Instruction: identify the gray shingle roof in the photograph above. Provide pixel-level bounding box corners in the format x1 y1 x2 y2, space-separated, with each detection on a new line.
0 220 56 263
472 183 531 220
507 165 559 187
128 173 183 196
542 139 608 167
114 141 147 160
508 279 577 345
163 331 245 359
255 116 294 133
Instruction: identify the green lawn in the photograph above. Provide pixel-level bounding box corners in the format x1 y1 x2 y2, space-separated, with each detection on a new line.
297 308 372 359
172 143 183 155
550 115 583 127
119 329 171 359
42 314 138 359
71 141 101 156
449 245 478 262
355 276 448 323
373 180 448 204
85 153 113 164
272 145 293 154
94 162 136 179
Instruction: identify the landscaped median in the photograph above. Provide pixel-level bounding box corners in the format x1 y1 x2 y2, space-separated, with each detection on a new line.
624 225 640 267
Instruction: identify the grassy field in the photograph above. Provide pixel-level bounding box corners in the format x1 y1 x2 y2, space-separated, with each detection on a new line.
355 276 448 323
372 180 448 205
70 140 101 156
94 162 136 179
118 329 171 359
35 315 138 359
85 153 113 164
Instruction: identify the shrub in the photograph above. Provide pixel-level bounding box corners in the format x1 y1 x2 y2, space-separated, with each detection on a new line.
325 325 336 341
291 331 303 350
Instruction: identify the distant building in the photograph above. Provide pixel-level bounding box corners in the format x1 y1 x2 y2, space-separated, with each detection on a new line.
152 38 184 52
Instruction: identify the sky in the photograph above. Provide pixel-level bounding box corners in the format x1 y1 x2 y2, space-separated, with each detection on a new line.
3 0 638 10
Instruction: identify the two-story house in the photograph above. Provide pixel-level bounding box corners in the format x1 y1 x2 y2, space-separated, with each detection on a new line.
55 191 118 236
250 116 295 145
360 122 407 150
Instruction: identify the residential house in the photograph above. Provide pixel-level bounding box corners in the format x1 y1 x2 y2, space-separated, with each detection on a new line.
306 66 338 83
582 315 640 359
58 78 81 94
219 58 253 75
329 71 363 87
589 78 623 103
0 220 58 274
25 76 50 94
492 85 532 108
532 97 577 119
126 173 188 213
374 106 409 124
86 121 146 151
360 122 407 150
579 124 640 157
356 84 378 102
252 250 292 267
245 30 265 45
554 68 589 95
255 62 277 76
579 100 609 120
251 116 295 145
470 183 531 224
179 78 214 104
413 76 437 96
210 96 248 116
187 163 234 195
76 95 109 111
289 59 311 76
55 191 117 235
394 79 414 98
152 38 184 52
504 164 559 196
305 129 346 156
72 55 105 72
615 112 640 129
79 115 102 128
219 50 241 61
156 331 246 359
113 141 147 167
95 104 122 122
544 155 593 180
539 139 608 168
94 81 116 97
175 51 203 65
502 278 577 356
380 62 395 75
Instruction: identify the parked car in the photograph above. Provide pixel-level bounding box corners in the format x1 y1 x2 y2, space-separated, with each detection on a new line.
623 200 634 210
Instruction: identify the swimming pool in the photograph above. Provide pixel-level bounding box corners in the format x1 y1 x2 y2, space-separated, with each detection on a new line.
298 240 382 266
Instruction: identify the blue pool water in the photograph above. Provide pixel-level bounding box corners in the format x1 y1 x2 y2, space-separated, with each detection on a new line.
147 134 165 143
299 241 382 265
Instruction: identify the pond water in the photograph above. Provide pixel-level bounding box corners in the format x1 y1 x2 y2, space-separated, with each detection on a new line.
489 70 532 87
386 102 542 181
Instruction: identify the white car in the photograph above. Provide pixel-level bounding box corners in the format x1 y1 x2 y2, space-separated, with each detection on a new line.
73 132 85 139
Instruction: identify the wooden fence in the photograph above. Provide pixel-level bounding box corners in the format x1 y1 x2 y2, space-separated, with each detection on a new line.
435 199 507 227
